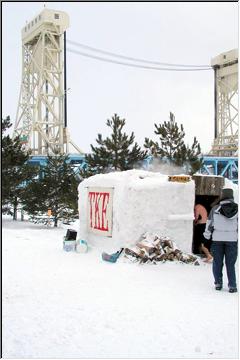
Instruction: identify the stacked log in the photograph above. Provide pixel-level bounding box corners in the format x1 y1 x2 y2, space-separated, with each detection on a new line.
123 232 199 265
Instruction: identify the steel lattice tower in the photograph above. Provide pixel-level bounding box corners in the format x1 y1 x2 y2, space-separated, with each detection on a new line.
210 49 238 156
13 8 82 155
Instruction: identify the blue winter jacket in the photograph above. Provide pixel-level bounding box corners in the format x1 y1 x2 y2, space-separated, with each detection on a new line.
203 199 238 242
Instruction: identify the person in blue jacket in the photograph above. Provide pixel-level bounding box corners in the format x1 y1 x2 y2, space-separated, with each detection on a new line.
204 188 238 292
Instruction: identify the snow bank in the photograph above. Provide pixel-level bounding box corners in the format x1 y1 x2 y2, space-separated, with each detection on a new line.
78 170 195 253
224 178 239 203
2 216 238 358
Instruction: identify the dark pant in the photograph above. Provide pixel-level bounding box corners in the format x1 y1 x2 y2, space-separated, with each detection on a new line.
211 241 238 288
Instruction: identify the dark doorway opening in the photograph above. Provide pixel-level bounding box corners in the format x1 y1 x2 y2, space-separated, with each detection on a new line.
192 195 219 255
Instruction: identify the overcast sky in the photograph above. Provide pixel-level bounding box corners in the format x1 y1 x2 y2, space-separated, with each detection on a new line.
2 1 238 154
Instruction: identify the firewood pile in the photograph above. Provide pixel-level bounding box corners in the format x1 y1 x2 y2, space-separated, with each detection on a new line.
123 232 199 265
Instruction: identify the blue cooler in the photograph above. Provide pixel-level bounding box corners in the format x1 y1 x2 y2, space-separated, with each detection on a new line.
63 238 76 252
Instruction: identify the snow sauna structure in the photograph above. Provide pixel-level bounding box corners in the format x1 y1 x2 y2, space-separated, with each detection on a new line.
78 170 195 253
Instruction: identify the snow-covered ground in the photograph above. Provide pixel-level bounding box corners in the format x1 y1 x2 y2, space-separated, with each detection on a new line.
2 216 239 359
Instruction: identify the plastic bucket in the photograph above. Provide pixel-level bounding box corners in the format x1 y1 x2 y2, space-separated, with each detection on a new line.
76 239 88 253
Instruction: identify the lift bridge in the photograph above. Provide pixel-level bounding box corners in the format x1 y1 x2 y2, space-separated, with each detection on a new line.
13 8 86 175
13 9 238 182
200 49 238 183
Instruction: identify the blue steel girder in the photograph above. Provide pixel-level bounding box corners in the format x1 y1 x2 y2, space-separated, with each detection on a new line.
220 160 238 177
202 156 238 183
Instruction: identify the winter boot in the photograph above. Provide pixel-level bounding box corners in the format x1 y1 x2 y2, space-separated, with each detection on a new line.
229 287 238 293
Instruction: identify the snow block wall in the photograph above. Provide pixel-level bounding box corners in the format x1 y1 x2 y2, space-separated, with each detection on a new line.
78 170 195 253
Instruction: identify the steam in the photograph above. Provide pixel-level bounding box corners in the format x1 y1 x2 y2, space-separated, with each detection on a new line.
143 157 186 175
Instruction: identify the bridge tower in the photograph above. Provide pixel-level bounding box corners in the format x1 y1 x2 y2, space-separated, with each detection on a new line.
201 49 238 183
210 49 238 156
13 8 82 155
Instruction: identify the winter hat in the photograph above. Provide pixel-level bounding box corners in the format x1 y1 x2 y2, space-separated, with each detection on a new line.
220 188 234 201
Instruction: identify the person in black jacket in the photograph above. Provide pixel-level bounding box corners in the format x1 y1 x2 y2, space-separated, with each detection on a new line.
204 188 238 292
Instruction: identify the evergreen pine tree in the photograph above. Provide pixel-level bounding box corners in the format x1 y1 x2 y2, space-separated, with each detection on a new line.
22 154 79 227
81 113 147 177
2 116 37 219
144 112 203 174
